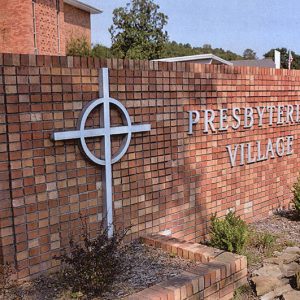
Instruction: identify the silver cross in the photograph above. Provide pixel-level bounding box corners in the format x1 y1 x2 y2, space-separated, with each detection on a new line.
51 68 151 237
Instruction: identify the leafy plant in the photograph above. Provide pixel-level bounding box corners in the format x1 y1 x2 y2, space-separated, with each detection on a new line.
209 211 249 254
91 44 112 58
56 218 130 297
109 0 169 60
233 284 254 300
248 231 276 251
292 173 300 214
66 36 92 57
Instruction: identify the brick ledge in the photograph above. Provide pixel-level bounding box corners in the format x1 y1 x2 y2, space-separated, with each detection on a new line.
125 234 248 300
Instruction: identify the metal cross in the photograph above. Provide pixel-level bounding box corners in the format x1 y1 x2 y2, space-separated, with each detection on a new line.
51 68 151 237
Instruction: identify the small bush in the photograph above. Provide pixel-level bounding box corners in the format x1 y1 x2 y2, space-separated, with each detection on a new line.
292 174 300 214
66 37 112 59
56 218 130 297
66 36 92 57
248 231 276 251
209 211 249 254
233 284 254 300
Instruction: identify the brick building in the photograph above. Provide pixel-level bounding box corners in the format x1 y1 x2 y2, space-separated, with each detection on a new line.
0 0 101 56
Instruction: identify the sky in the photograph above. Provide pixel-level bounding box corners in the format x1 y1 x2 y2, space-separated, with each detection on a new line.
86 0 300 58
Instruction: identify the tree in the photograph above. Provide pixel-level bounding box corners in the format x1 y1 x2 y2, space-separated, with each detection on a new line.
66 37 112 59
92 44 112 58
264 48 300 69
202 44 212 51
66 37 91 57
243 48 257 60
161 41 243 61
109 0 169 60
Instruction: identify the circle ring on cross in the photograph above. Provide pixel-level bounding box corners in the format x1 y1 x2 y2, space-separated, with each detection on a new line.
78 98 132 166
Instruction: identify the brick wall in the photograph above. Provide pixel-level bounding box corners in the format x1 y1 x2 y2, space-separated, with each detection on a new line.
35 0 65 55
0 0 90 56
64 3 91 49
0 0 34 55
0 53 299 279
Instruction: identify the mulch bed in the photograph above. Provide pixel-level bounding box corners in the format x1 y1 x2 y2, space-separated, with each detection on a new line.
1 210 300 300
252 210 300 245
0 241 202 300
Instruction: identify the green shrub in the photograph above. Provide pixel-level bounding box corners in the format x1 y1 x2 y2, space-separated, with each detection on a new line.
248 231 276 251
56 219 130 297
233 284 254 300
66 36 92 57
292 174 300 214
209 211 249 254
66 37 112 59
92 44 112 58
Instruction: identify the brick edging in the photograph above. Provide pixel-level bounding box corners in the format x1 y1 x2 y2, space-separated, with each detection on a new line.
125 235 248 300
1 52 300 77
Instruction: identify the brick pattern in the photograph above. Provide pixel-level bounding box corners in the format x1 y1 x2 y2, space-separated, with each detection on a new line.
0 0 34 55
64 3 91 49
127 235 247 300
0 1 90 56
0 53 300 279
35 0 65 55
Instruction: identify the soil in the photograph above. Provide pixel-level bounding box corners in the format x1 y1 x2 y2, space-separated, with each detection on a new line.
234 209 300 300
0 241 202 300
252 210 300 245
2 210 300 300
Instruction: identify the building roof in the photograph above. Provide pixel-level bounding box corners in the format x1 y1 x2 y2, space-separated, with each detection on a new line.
64 0 102 14
153 54 233 66
231 58 275 68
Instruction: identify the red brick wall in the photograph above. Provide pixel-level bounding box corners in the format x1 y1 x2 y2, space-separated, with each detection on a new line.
34 0 65 55
0 55 17 266
0 54 299 279
0 0 91 56
64 3 91 50
0 0 34 55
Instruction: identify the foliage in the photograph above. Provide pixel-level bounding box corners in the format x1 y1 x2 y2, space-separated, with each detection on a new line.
264 47 300 69
243 48 257 60
244 230 277 263
209 211 249 254
242 229 294 266
292 173 300 214
161 41 243 61
233 284 254 300
248 231 276 251
66 37 92 57
66 37 112 59
56 218 130 297
109 0 169 60
92 44 112 58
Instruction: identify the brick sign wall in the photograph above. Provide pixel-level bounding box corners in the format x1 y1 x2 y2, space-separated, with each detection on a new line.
0 53 299 279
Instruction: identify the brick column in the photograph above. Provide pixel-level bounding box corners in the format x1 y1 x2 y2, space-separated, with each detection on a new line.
0 54 17 267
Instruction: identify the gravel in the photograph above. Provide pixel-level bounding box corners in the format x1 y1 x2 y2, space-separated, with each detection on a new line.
102 241 202 299
251 210 300 246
